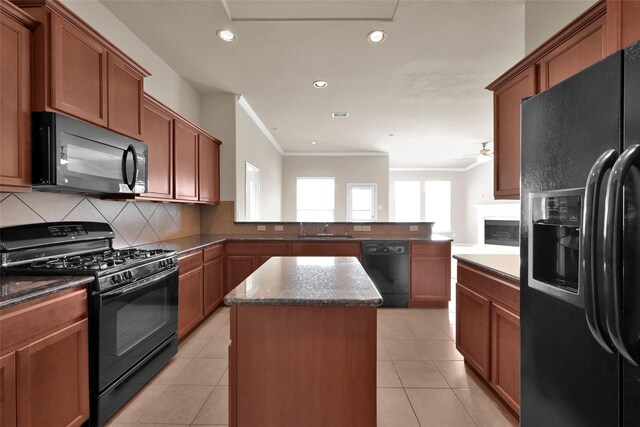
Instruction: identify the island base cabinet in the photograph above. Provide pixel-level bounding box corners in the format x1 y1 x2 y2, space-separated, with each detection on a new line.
229 305 377 427
16 319 89 427
491 303 520 414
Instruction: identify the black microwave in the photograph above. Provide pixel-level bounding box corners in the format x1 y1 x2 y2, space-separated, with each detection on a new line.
32 112 148 194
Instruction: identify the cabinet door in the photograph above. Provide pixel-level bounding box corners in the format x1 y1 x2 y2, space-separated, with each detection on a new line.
456 284 491 380
607 0 640 54
141 95 173 200
226 256 256 294
16 319 89 427
1 13 31 192
493 66 536 200
107 53 143 139
198 134 217 204
174 119 199 201
409 256 451 304
203 257 224 316
491 303 520 414
51 12 107 126
290 242 361 259
178 266 204 339
1 352 16 427
539 15 606 91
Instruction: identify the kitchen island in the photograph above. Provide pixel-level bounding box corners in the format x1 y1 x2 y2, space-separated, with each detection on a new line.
224 256 382 427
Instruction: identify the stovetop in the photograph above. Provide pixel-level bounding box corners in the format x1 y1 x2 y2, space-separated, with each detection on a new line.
28 248 169 271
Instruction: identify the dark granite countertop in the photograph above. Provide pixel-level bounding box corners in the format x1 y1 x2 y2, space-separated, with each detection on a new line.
133 233 452 255
224 256 382 306
0 276 93 309
453 254 520 282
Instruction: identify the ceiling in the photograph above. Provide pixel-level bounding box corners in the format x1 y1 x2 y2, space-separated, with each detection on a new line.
100 0 527 168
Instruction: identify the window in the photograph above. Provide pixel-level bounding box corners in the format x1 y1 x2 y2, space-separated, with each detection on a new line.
347 184 377 222
394 181 421 222
245 162 260 221
296 178 335 221
425 181 451 232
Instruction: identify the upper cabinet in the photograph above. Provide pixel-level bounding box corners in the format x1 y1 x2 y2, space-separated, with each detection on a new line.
606 0 640 54
198 133 221 204
174 118 200 202
140 94 174 200
487 1 614 200
0 1 36 193
15 0 149 138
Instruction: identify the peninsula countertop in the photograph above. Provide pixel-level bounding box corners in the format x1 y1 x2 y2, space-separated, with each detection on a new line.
135 233 452 255
453 253 520 282
224 256 383 306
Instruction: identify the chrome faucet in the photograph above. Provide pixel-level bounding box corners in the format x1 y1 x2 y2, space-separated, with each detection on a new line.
323 223 329 234
299 222 306 236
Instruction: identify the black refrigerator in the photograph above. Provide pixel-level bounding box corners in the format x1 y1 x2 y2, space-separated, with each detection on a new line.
521 40 640 426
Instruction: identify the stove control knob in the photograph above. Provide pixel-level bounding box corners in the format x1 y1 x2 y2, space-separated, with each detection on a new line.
158 260 165 268
125 271 133 280
112 274 122 284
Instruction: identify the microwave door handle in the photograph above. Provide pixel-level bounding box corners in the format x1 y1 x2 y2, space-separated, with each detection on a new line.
580 149 618 353
604 144 640 366
122 144 138 192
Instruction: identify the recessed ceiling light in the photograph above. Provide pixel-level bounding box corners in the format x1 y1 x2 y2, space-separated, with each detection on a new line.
217 29 236 42
311 141 317 145
331 112 349 118
313 80 328 89
389 133 395 137
367 30 386 44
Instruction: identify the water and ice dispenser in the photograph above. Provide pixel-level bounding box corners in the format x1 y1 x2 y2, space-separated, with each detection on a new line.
528 188 584 307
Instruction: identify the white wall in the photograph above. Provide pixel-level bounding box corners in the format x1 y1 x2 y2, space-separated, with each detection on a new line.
282 156 389 222
62 0 201 123
235 103 283 221
524 0 598 54
200 93 237 202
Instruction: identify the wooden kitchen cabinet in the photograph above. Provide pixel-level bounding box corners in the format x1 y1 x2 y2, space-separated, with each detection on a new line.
226 256 255 294
198 133 221 204
607 0 640 54
0 352 17 427
107 53 144 139
16 320 89 427
487 1 606 200
408 242 451 307
139 94 174 200
174 119 200 202
225 242 291 293
456 260 520 416
0 2 35 193
456 284 491 380
290 242 361 259
203 244 225 316
178 251 204 339
14 0 149 136
0 288 90 427
491 303 521 414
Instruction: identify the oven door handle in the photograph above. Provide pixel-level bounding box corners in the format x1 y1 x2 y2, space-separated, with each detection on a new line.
100 266 178 302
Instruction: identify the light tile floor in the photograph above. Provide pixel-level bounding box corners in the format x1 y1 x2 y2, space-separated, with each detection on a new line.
106 292 518 426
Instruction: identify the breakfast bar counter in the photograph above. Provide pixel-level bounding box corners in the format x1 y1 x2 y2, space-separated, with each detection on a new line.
224 256 381 427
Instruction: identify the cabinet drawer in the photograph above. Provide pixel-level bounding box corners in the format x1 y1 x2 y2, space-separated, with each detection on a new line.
0 289 87 354
226 242 290 256
203 243 224 263
178 250 203 273
410 242 451 257
457 263 519 313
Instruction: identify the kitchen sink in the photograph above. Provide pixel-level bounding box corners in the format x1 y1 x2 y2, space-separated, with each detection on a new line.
297 234 354 239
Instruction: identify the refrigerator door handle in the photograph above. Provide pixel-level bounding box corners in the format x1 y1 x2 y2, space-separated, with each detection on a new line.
580 149 618 353
604 144 640 366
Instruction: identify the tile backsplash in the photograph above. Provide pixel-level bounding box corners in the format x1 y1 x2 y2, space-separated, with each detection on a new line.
0 192 200 248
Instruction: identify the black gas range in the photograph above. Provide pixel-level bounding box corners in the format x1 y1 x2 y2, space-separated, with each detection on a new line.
0 222 179 426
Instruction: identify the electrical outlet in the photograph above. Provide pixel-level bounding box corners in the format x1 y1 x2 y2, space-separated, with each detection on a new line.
353 225 363 232
257 225 266 231
274 225 284 231
362 225 371 231
410 225 419 232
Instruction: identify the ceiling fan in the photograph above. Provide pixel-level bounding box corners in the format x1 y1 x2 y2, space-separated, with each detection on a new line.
461 142 493 162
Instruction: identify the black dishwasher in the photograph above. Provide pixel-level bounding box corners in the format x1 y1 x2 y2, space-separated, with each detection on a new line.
361 241 409 307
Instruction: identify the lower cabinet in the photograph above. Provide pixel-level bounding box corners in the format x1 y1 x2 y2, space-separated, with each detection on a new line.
409 242 451 307
178 244 225 340
225 242 290 293
0 288 90 427
456 261 520 416
226 256 255 294
290 242 361 259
